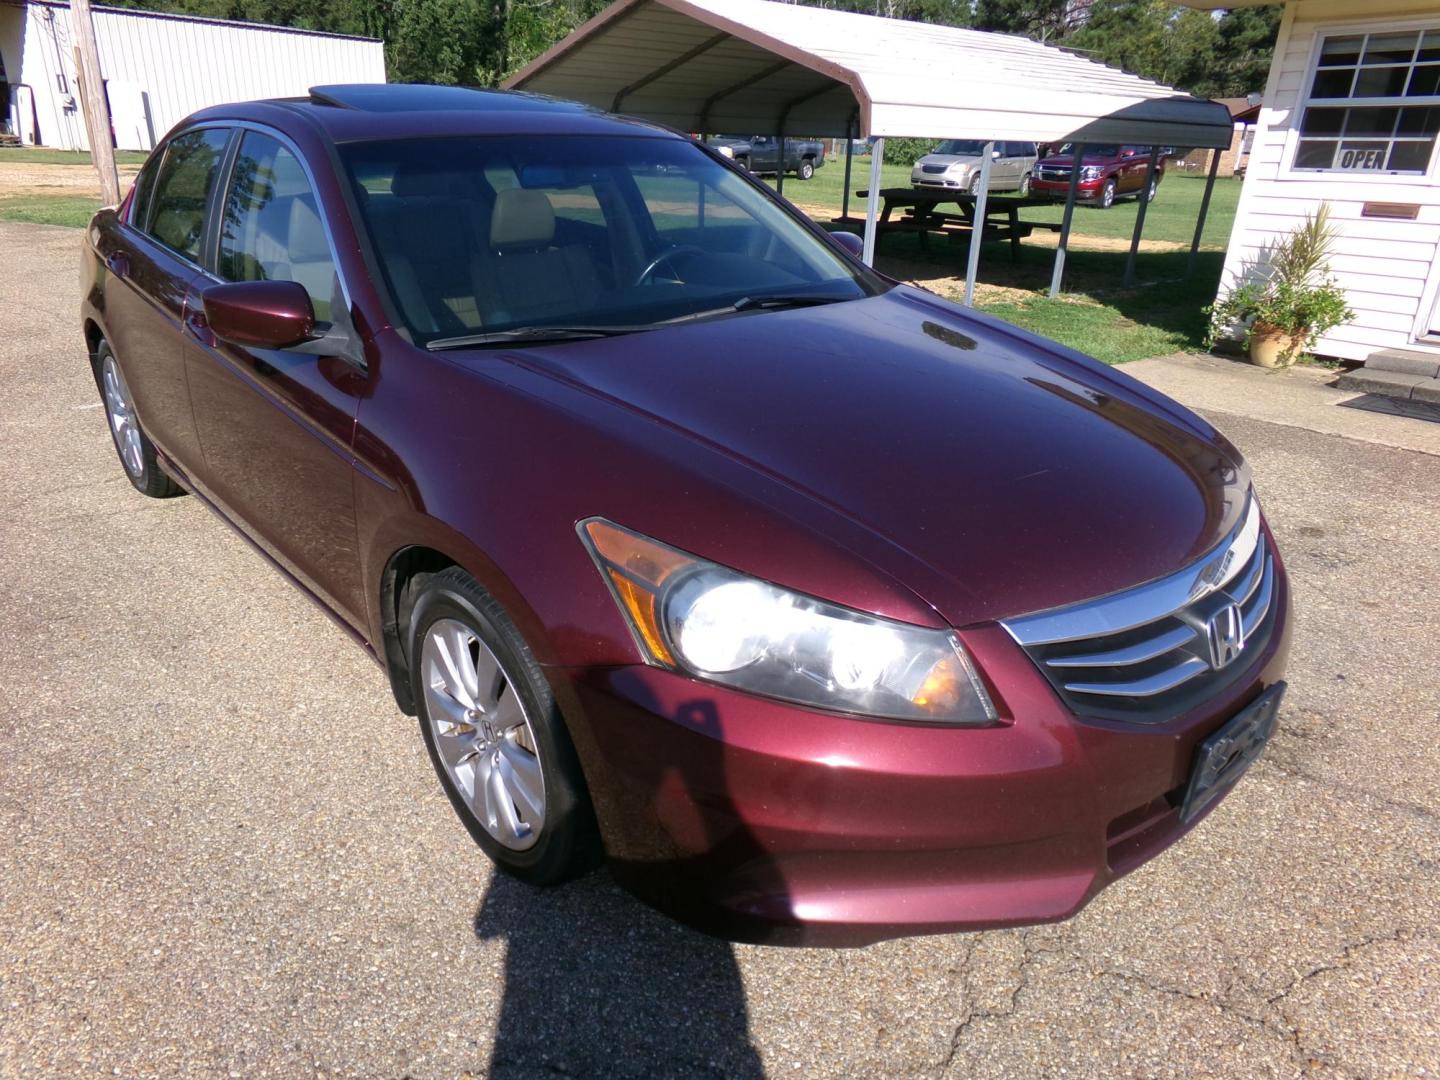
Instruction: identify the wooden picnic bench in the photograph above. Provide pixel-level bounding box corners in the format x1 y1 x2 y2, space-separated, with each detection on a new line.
852 187 1063 259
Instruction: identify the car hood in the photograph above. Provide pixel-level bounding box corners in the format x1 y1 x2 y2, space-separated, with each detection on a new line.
492 288 1246 627
916 154 980 169
1037 155 1124 168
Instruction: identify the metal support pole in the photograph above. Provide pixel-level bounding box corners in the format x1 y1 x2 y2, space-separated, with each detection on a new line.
962 140 996 308
841 121 855 221
862 137 885 266
775 132 784 196
1048 143 1085 298
1186 150 1223 278
69 0 120 206
1122 146 1162 288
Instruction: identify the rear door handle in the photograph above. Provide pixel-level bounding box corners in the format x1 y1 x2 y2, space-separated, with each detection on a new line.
105 253 129 278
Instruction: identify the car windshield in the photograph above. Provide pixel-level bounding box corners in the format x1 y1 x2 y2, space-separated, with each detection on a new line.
339 135 873 347
932 140 988 156
1054 143 1123 158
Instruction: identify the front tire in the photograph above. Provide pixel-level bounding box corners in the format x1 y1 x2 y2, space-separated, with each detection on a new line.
409 567 600 885
1099 178 1117 209
798 158 815 180
968 173 982 196
92 340 184 498
1018 171 1032 197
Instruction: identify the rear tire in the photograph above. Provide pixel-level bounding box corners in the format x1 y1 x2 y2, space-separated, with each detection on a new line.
1145 176 1159 202
92 340 184 499
409 567 601 885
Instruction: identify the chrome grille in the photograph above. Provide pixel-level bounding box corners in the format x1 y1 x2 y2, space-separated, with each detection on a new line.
1002 497 1280 723
1037 166 1071 181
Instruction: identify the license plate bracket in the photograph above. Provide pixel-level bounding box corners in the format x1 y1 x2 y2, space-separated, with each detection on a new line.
1179 682 1286 824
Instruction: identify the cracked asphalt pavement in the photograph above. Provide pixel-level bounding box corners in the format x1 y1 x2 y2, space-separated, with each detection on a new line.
1 220 1437 1078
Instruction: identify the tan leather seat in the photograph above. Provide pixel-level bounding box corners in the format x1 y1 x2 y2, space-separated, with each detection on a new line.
480 188 603 325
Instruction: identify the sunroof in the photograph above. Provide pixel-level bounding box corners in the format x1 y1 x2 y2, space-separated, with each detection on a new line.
309 84 583 114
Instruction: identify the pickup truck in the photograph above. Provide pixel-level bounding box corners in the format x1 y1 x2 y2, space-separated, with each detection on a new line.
706 135 826 180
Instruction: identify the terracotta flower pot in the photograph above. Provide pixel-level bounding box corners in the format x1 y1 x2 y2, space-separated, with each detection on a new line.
1248 322 1306 368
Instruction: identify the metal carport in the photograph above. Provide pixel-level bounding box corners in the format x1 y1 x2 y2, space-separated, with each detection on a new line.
504 0 1235 302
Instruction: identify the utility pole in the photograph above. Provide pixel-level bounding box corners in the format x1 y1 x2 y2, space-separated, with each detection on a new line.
69 0 121 206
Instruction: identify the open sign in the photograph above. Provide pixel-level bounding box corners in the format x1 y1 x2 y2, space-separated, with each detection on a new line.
1337 147 1386 170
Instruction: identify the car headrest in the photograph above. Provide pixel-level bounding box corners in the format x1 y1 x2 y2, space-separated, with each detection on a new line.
287 196 331 263
490 188 555 250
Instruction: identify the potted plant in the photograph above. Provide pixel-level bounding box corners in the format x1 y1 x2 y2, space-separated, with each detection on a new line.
1205 205 1354 368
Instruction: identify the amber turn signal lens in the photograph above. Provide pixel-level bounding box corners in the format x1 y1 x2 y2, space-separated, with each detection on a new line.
580 518 697 666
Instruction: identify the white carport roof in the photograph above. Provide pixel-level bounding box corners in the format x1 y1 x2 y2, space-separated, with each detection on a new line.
504 0 1235 149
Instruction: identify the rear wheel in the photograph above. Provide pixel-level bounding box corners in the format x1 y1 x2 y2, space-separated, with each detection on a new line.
1099 178 1117 209
1145 175 1160 202
93 340 184 498
409 567 600 885
798 158 815 180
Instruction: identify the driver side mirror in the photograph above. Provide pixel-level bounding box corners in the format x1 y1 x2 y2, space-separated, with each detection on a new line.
992 149 1002 158
830 231 865 258
203 280 315 349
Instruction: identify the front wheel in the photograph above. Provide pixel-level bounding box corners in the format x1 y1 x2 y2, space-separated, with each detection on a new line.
409 567 600 885
968 173 982 196
1099 178 1117 209
1018 171 1032 197
93 340 184 498
797 158 815 181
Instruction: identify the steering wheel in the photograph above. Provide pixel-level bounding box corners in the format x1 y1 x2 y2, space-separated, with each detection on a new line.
634 244 707 287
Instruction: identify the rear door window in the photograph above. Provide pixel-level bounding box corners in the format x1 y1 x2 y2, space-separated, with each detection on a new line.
145 128 231 262
218 131 339 322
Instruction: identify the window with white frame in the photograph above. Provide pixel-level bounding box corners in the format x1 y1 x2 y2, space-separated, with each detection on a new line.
1295 28 1440 174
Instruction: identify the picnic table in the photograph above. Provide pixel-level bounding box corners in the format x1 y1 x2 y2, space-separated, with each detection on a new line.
847 187 1064 258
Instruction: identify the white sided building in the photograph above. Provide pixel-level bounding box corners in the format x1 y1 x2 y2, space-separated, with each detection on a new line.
0 0 384 152
1180 0 1440 370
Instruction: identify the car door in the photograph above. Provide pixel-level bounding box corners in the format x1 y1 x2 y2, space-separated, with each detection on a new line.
94 127 233 472
1118 147 1147 193
182 127 367 628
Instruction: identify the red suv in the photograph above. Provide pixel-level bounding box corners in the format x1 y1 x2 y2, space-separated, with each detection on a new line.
1032 144 1166 208
82 85 1289 945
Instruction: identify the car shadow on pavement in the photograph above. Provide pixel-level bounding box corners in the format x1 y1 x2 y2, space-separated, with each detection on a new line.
472 692 770 1078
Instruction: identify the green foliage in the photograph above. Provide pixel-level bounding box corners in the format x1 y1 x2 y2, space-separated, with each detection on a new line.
880 137 934 166
1205 205 1355 364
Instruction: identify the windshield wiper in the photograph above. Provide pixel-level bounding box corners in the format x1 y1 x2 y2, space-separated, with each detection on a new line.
426 325 643 351
729 293 851 312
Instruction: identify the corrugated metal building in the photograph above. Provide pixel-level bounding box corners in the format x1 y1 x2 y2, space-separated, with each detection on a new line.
0 0 384 151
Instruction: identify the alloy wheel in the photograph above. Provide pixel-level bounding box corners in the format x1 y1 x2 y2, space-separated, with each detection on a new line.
102 355 144 479
421 618 547 850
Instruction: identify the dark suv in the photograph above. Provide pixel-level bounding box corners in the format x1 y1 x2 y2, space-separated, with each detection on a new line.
1032 144 1166 208
82 85 1289 945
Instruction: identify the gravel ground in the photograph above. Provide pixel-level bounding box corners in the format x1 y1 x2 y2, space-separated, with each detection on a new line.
1 220 1436 1079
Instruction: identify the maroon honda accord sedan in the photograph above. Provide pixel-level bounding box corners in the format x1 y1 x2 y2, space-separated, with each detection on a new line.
81 84 1290 945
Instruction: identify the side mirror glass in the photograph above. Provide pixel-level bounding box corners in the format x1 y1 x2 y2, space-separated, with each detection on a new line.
992 149 1002 158
203 280 315 349
830 231 864 257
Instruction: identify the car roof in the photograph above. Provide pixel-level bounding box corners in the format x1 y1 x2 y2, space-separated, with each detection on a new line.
185 83 680 144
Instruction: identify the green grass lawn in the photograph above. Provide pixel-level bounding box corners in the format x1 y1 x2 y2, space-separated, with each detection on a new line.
0 194 107 228
0 147 150 166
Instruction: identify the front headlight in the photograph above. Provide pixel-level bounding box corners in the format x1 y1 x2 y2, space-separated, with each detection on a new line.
578 518 997 725
1081 165 1104 180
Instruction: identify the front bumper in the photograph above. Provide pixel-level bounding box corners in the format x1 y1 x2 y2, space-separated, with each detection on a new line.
553 570 1291 946
1032 176 1105 200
